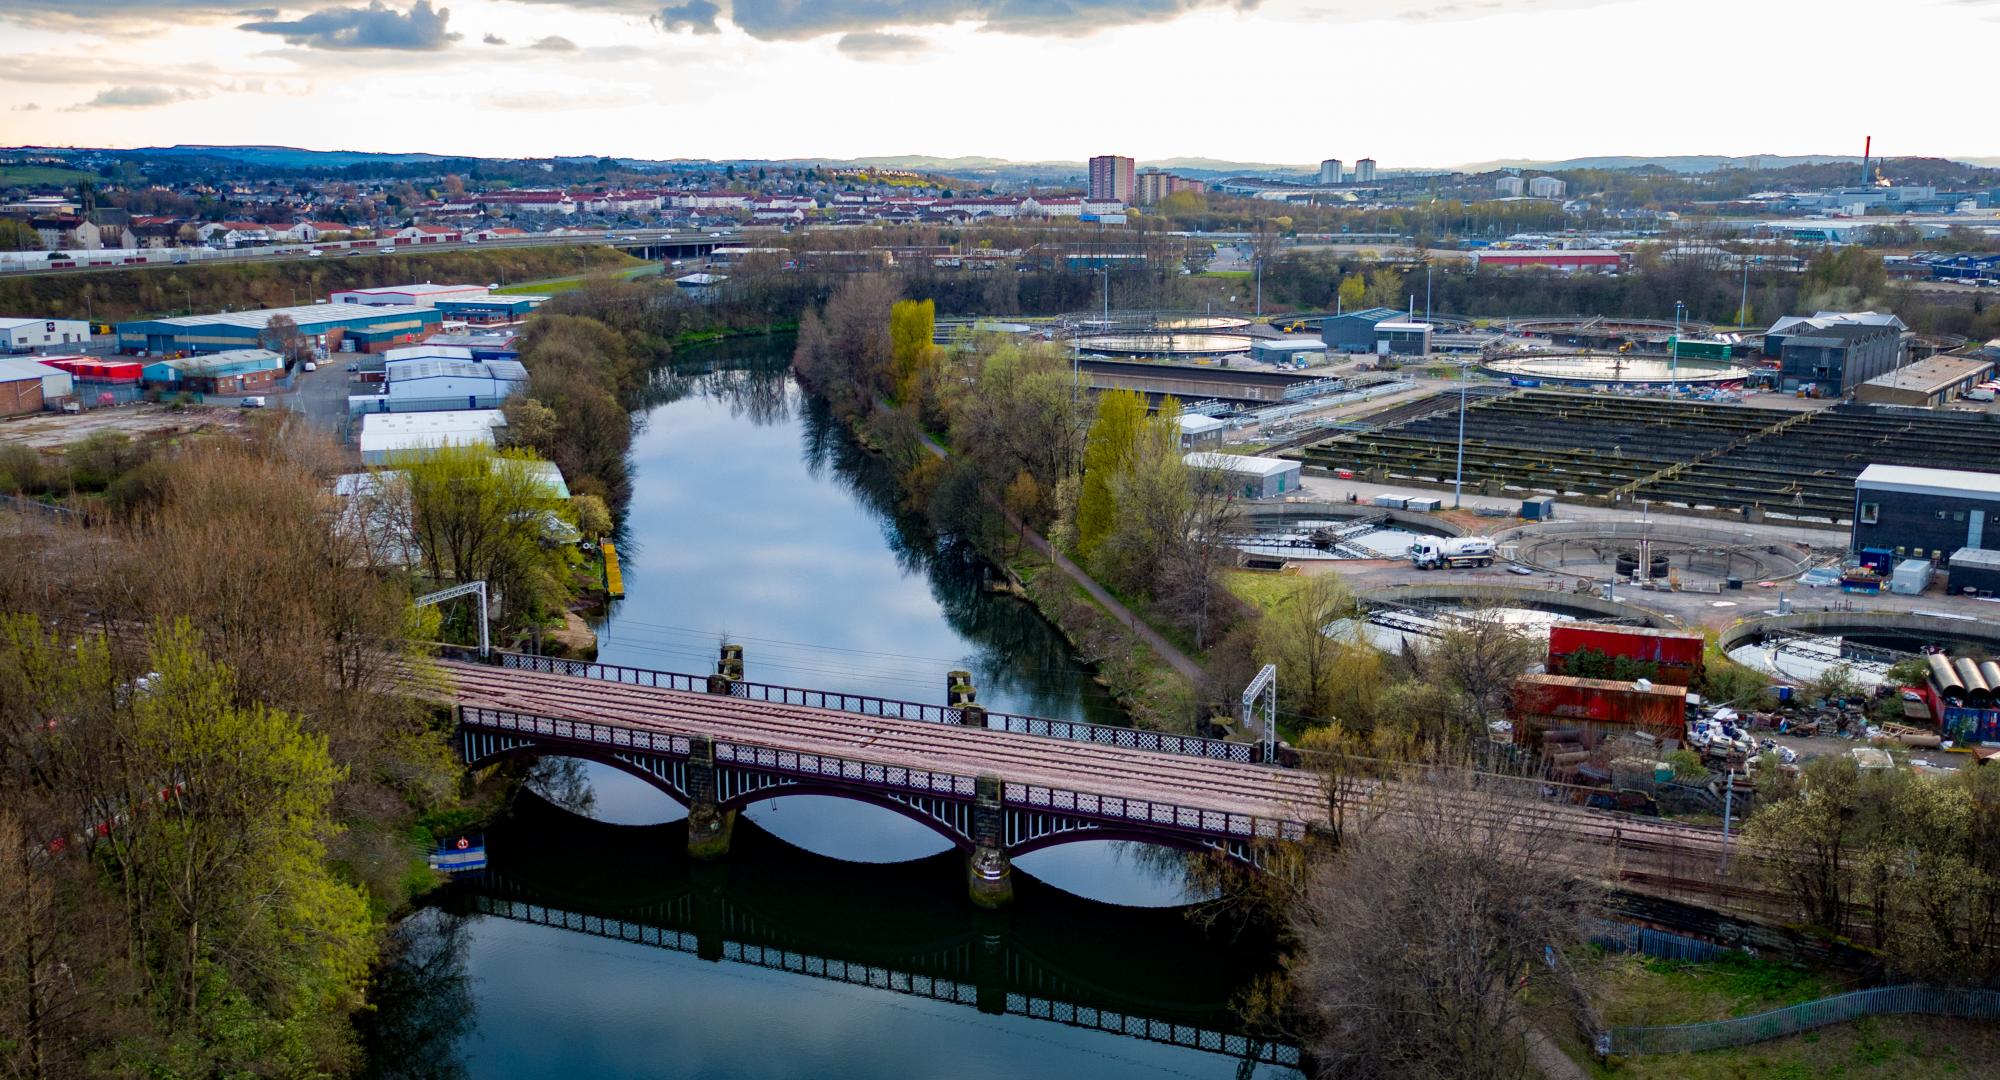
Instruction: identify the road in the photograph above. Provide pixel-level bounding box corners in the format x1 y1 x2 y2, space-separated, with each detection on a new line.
285 355 359 442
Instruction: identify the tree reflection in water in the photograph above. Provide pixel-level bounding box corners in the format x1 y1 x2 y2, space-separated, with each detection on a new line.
358 907 477 1080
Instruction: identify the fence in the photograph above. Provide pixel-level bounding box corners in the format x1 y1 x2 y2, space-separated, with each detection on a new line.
1607 985 2000 1056
1586 919 1735 965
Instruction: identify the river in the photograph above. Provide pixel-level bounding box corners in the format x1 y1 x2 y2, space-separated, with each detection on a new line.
368 336 1297 1079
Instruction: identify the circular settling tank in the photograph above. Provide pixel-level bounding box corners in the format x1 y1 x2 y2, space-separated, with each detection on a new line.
1483 353 1752 386
1075 332 1254 358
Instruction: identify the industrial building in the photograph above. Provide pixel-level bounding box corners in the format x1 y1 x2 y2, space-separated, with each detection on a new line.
366 356 528 414
432 294 547 325
1765 313 1906 394
1 317 91 353
0 357 72 415
117 303 442 355
1184 452 1301 499
330 283 491 308
1319 307 1407 353
1373 321 1433 357
1949 547 2000 597
1087 155 1135 203
357 409 506 465
142 349 285 394
1852 354 1996 407
1249 336 1328 366
1852 464 2000 562
424 330 520 360
1177 413 1227 450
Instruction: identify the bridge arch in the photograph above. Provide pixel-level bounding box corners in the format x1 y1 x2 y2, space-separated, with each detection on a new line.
467 742 692 806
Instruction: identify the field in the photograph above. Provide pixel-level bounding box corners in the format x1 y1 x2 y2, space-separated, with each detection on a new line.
495 262 660 296
0 165 98 186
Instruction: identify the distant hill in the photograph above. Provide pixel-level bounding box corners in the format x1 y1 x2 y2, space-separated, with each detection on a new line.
129 144 459 168
1451 154 1873 175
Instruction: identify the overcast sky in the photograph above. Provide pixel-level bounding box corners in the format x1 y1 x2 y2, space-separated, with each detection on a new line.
3 0 1996 166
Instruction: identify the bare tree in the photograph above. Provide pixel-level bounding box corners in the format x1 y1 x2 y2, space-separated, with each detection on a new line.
1291 770 1599 1080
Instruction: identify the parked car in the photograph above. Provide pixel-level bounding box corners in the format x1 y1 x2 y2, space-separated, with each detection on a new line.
302 361 317 372
238 396 266 408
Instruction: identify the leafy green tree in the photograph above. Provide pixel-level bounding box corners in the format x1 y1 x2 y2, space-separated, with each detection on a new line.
1075 389 1147 560
888 298 937 406
390 445 580 628
1336 273 1365 312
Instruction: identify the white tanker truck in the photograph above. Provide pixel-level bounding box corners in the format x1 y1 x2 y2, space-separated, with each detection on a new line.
1408 536 1496 570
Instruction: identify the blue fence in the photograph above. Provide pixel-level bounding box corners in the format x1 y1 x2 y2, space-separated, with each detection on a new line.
1587 919 1735 964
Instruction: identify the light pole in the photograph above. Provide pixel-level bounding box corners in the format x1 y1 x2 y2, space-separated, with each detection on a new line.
1671 299 1686 388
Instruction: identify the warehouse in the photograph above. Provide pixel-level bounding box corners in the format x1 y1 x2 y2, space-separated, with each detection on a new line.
1184 452 1302 499
1249 336 1328 367
0 357 73 415
1853 354 1996 407
425 330 520 360
1319 307 1405 353
358 409 506 465
142 349 285 394
375 358 528 413
1852 464 2000 562
330 283 491 308
116 304 441 355
1763 311 1908 394
432 294 547 325
1 316 91 353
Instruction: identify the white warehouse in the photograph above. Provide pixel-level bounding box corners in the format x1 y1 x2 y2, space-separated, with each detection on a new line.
383 357 528 410
331 283 493 308
2 317 91 353
358 409 506 465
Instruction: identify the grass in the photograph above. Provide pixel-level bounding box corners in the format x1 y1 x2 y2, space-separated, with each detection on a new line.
1529 951 2000 1079
1203 270 1253 279
0 165 97 185
1223 568 1305 613
497 262 659 295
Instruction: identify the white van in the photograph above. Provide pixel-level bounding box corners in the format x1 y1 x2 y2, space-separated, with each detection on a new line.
1965 387 1995 403
238 396 267 408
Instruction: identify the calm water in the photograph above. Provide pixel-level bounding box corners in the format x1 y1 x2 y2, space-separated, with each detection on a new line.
373 337 1296 1079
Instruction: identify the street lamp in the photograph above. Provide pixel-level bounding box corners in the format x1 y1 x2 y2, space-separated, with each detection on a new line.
1671 300 1686 388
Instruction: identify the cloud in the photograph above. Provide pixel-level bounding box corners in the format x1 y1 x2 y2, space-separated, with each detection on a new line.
12 103 41 112
527 34 580 50
654 1 722 34
238 1 460 51
703 0 1260 40
67 85 206 110
483 32 507 44
234 6 280 16
836 30 929 58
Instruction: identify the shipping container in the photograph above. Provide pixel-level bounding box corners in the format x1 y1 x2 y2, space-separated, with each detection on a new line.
1944 705 2000 743
1520 497 1556 520
1511 674 1688 745
1404 496 1442 512
1546 624 1705 686
1371 494 1406 509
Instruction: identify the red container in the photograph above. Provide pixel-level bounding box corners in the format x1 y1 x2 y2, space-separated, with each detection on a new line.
1547 624 1705 686
1512 674 1687 742
41 357 142 383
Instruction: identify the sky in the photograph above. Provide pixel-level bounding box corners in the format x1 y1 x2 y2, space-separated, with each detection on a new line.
2 0 1997 167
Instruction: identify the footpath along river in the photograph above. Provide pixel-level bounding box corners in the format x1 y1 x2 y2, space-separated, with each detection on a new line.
364 337 1298 1079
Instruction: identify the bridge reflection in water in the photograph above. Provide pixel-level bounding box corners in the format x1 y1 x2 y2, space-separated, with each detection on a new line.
444 793 1300 1070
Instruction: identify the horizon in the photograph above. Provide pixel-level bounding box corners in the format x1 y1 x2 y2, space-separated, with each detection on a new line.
4 1 1997 165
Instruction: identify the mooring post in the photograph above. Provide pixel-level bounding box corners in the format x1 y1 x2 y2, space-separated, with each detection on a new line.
966 773 1012 909
685 733 735 860
948 670 986 728
707 642 743 695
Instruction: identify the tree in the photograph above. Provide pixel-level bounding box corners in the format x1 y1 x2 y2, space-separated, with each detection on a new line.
1261 574 1379 728
0 219 40 252
259 312 312 368
887 297 937 407
1074 389 1147 560
1408 610 1542 743
390 445 579 628
1336 273 1365 312
1362 267 1405 309
1293 770 1597 1079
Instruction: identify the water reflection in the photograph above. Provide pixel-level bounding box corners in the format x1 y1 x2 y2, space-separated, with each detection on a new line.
357 907 476 1080
431 794 1297 1077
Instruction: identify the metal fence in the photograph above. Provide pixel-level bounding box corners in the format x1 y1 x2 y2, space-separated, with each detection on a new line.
1585 919 1733 964
1608 985 2000 1056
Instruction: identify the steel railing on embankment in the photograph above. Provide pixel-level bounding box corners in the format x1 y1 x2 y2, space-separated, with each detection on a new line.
1606 985 2000 1056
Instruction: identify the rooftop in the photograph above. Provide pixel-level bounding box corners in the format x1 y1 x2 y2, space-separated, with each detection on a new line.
131 303 434 331
387 359 528 382
1857 355 1994 395
1184 452 1299 477
1856 464 2000 499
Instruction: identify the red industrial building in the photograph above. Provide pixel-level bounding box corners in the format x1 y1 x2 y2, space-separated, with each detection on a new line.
1471 250 1627 272
1546 624 1706 687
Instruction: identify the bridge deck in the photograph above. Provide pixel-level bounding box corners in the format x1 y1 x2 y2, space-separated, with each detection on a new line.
438 660 1328 825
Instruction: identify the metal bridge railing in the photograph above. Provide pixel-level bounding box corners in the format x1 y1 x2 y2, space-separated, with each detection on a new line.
493 651 1260 763
1607 985 2000 1056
